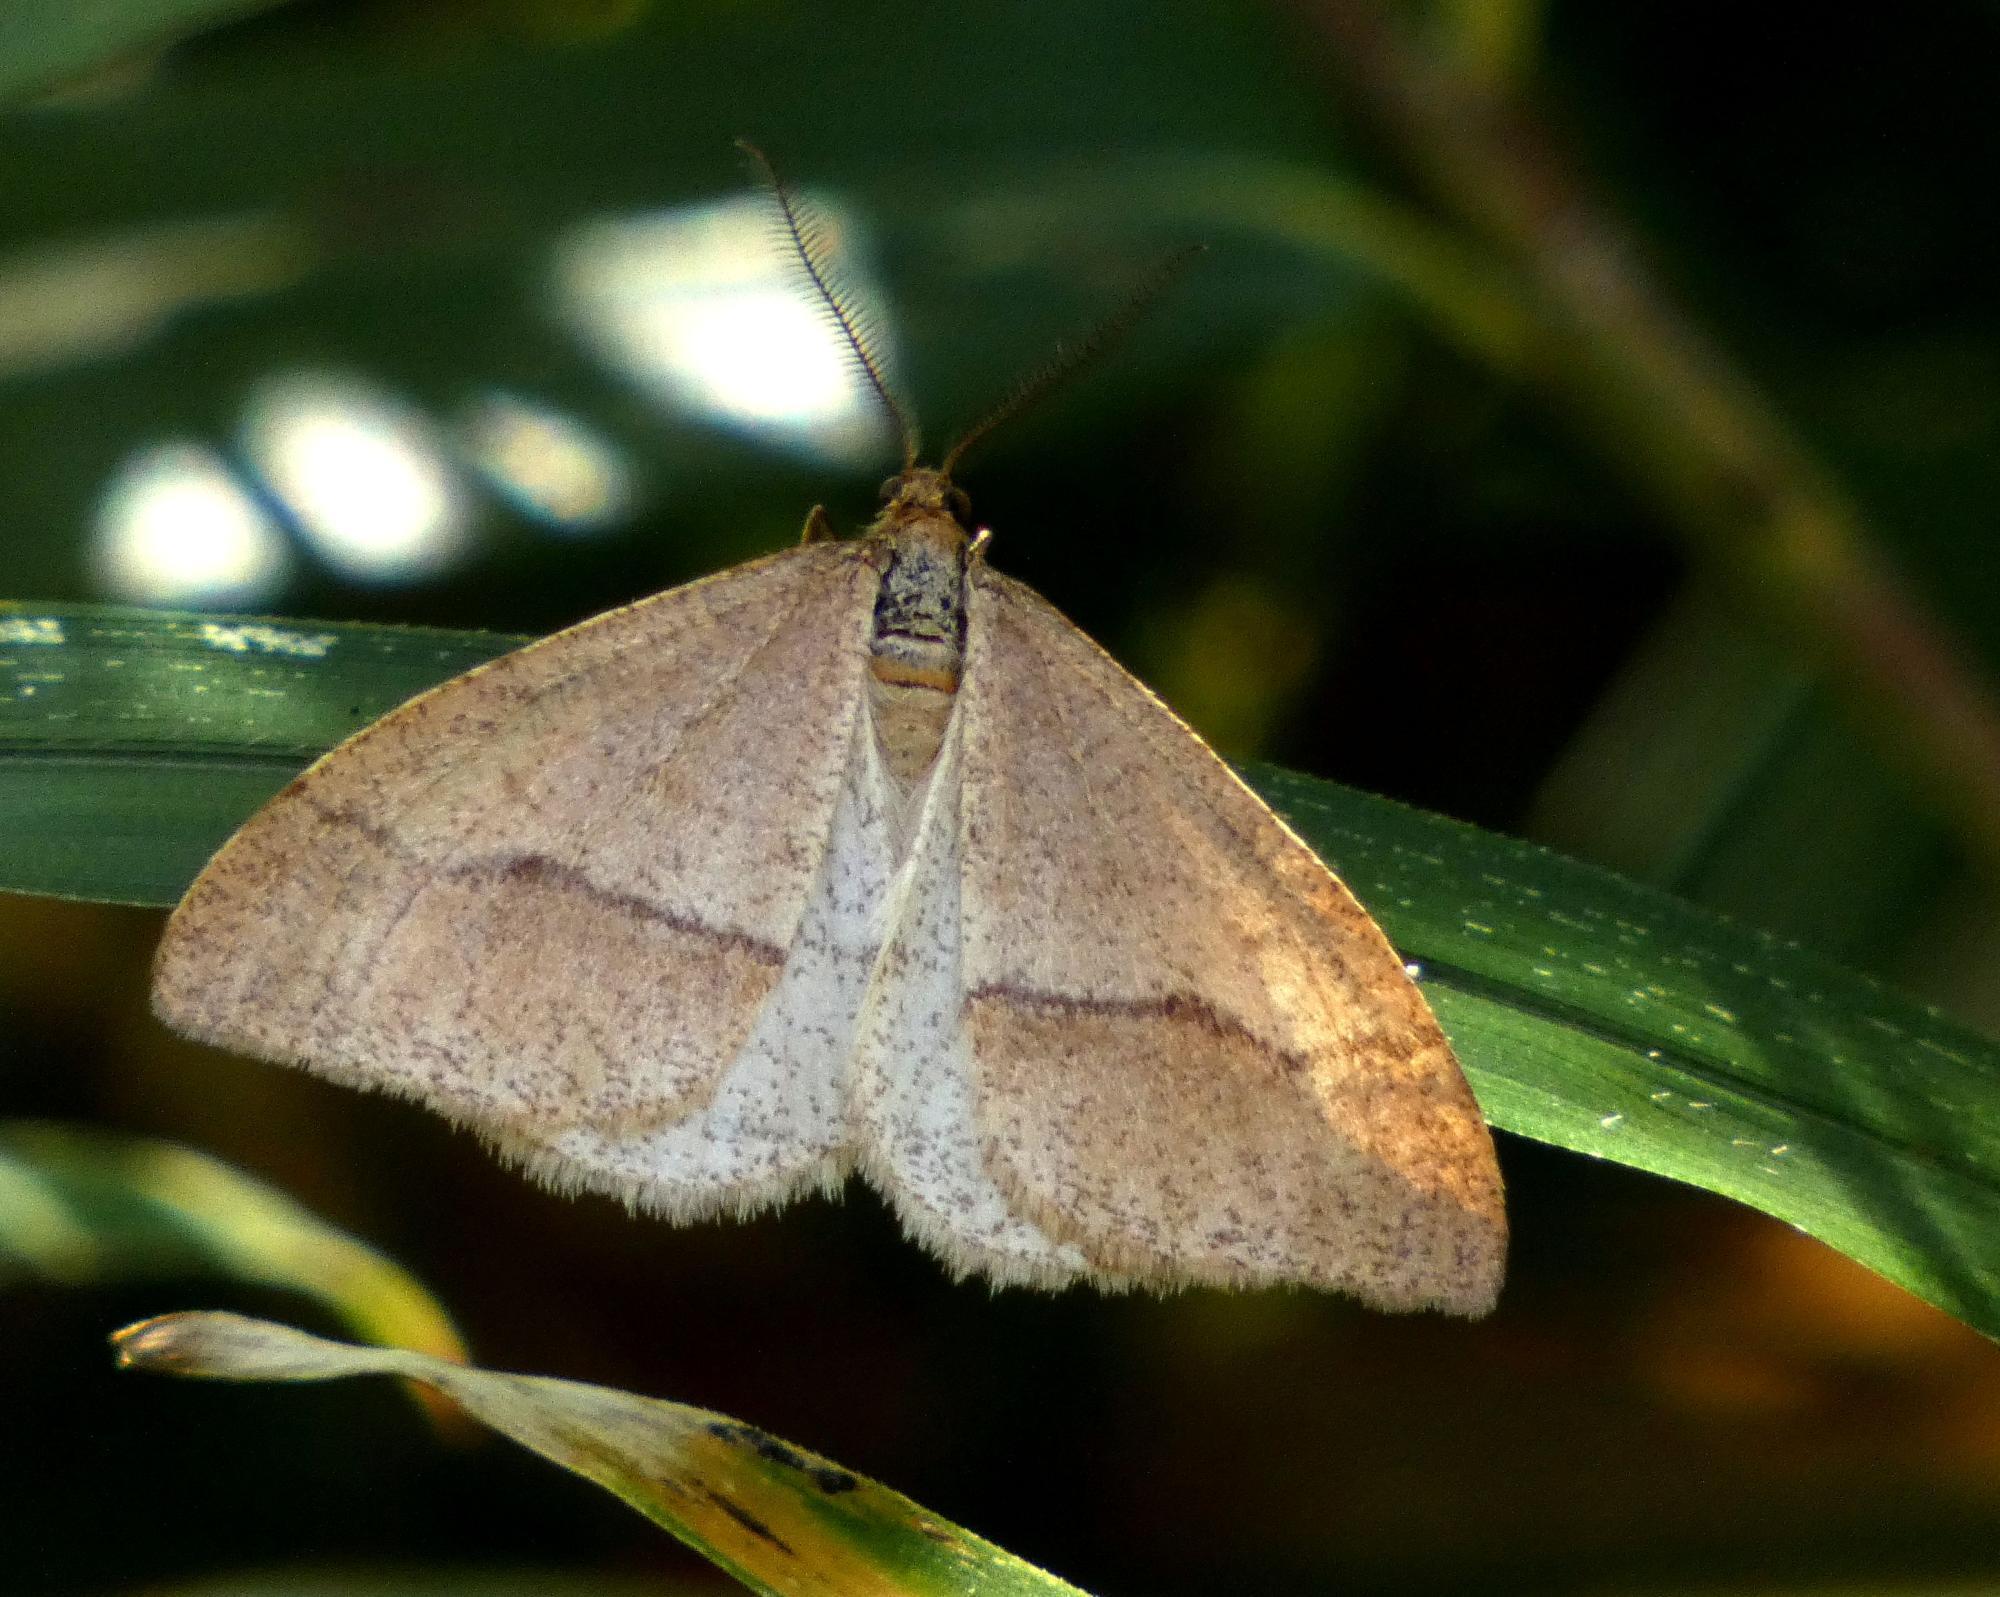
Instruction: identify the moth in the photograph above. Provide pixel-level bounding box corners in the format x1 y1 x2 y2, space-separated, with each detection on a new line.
153 154 1506 1314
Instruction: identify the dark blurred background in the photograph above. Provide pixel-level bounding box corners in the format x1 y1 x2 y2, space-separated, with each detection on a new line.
6 2 2000 1593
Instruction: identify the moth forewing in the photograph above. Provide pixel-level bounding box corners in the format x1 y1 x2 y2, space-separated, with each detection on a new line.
952 563 1505 1313
468 700 904 1223
152 541 885 1149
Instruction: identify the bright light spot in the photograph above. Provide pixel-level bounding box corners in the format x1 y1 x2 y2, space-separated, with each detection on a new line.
460 391 634 531
242 372 468 582
196 622 335 658
549 194 892 462
0 617 63 645
91 442 289 607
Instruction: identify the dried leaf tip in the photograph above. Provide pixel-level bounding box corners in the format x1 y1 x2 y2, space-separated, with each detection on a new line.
736 139 921 471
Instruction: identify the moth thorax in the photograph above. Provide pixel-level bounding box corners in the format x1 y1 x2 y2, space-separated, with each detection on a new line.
867 513 969 793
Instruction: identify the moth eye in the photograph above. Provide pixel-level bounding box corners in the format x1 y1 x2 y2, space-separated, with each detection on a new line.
946 487 973 524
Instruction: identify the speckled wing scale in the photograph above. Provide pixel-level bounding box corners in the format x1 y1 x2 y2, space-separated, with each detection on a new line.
153 465 1506 1313
154 146 1507 1312
955 566 1506 1313
153 540 891 1217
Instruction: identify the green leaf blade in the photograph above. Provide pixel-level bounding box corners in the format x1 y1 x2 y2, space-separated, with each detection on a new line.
9 602 2000 1339
0 604 521 902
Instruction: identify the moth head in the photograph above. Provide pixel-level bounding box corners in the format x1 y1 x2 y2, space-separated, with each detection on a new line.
879 466 973 530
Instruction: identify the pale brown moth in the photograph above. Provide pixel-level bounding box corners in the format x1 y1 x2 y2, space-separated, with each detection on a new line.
153 151 1506 1314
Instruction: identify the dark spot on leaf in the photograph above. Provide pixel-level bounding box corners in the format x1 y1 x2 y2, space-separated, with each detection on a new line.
707 1420 860 1495
699 1487 795 1555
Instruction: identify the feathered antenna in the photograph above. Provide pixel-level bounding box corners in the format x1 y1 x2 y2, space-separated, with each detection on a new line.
736 140 920 472
939 243 1206 478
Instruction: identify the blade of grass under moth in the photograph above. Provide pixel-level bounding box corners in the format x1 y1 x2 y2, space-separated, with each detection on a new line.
6 603 1998 1342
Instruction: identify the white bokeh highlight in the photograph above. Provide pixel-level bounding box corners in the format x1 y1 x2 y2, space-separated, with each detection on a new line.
549 194 892 462
460 391 634 532
92 441 290 608
242 371 468 582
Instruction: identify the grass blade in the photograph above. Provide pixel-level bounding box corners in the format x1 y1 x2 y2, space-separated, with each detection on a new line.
115 1310 1090 1597
7 602 1999 1339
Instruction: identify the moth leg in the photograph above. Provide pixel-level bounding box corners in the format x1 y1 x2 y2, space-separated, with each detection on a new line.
800 505 837 544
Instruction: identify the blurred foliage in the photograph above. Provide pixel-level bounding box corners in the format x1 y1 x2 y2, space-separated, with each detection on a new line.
5 1 2000 1595
0 1121 462 1362
0 1 291 105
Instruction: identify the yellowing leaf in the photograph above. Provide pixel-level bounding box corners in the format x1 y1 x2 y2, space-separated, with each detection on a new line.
115 1310 1090 1597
